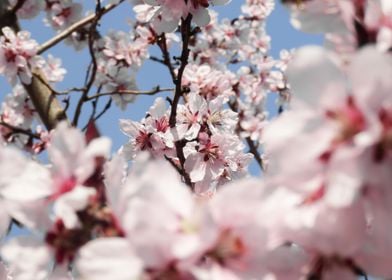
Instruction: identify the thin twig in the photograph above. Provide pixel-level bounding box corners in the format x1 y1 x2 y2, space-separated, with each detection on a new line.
149 56 166 65
85 87 174 101
245 137 264 170
346 259 369 280
164 155 184 176
228 100 265 172
0 121 40 139
157 33 177 83
82 98 112 131
94 98 112 122
86 84 102 125
62 96 71 112
55 87 86 96
73 1 104 126
89 100 98 124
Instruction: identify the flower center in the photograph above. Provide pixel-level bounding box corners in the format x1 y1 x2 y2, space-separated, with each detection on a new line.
208 229 247 265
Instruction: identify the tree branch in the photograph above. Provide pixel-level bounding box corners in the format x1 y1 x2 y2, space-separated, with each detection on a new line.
0 121 40 139
169 15 192 127
23 71 68 129
228 100 265 172
85 87 174 101
245 137 265 170
73 1 105 126
157 33 177 83
167 15 193 188
37 0 125 55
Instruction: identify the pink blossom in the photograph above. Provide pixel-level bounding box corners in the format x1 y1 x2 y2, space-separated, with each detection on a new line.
0 140 52 233
263 45 392 278
76 237 144 280
98 66 138 110
99 29 149 70
205 96 238 134
284 0 353 34
364 0 392 51
183 64 236 101
1 237 53 280
176 92 207 140
184 132 252 194
95 28 150 109
120 98 174 159
99 156 217 277
0 261 11 280
137 0 231 33
9 0 45 19
241 0 275 20
41 54 67 83
47 122 111 228
0 27 43 84
45 1 82 30
0 85 36 144
0 122 111 231
195 179 310 280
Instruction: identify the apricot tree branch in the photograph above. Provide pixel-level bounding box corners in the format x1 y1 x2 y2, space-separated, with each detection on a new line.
168 15 193 188
37 0 125 55
85 87 174 101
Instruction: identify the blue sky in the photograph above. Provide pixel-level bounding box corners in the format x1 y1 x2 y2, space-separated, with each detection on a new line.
0 0 322 153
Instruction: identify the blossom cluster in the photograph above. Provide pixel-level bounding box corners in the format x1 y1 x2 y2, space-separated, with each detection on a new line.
119 0 285 195
0 125 307 279
286 0 392 53
0 27 43 84
134 0 232 34
263 45 392 279
93 26 152 110
9 0 84 48
0 0 391 279
0 26 66 85
0 85 36 144
120 91 252 195
258 0 392 278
